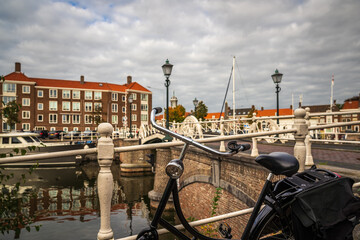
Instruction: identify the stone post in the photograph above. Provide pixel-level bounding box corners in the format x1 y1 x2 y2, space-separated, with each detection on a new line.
304 107 314 167
97 123 114 240
251 138 259 157
219 116 226 152
293 108 308 172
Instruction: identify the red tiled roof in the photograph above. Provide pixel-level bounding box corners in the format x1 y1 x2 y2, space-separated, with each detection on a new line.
257 108 293 117
4 72 150 93
204 112 225 119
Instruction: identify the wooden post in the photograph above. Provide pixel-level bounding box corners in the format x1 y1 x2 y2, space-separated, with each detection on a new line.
97 123 114 240
293 108 307 172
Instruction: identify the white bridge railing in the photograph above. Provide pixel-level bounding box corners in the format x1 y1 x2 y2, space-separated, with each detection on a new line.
0 108 359 240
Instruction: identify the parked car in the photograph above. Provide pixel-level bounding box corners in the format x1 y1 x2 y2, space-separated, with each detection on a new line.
48 130 64 139
33 130 49 139
63 131 81 139
80 130 98 138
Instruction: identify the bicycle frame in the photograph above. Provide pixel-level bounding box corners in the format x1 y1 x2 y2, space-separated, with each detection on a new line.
136 108 284 240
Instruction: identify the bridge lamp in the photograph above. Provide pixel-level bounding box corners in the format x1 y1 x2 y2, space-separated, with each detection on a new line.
193 97 199 115
165 159 184 179
162 59 173 142
271 69 283 125
128 94 134 138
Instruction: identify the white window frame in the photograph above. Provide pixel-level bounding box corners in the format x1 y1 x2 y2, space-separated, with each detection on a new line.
22 123 30 131
38 114 43 122
62 101 70 111
94 91 102 100
141 94 148 101
38 90 43 98
73 114 81 124
122 95 126 102
49 89 57 98
22 98 30 106
22 85 30 94
72 90 80 99
112 115 118 124
22 111 30 119
85 91 92 100
141 104 148 111
85 102 92 112
38 103 43 110
49 101 58 111
141 114 148 121
72 102 80 111
132 114 137 121
3 83 16 93
122 107 126 113
131 93 137 100
112 93 118 101
112 103 118 113
50 127 56 131
62 90 71 99
85 115 92 124
62 114 71 124
131 104 137 111
94 102 102 111
49 114 58 124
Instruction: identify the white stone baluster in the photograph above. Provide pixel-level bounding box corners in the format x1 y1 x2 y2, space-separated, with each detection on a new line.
251 137 259 157
219 116 226 152
97 123 115 240
293 108 308 172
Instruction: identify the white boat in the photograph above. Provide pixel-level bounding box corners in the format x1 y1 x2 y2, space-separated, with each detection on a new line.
0 132 95 166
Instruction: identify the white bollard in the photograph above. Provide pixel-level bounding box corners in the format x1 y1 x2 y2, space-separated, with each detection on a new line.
219 116 226 152
293 108 308 172
97 123 115 240
251 138 259 157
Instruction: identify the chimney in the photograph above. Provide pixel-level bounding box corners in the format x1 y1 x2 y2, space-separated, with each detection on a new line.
15 62 21 72
127 76 132 85
290 105 293 110
80 75 85 84
299 102 302 107
261 106 264 111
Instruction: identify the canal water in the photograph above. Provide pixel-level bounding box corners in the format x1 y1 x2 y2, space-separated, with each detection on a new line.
1 162 157 240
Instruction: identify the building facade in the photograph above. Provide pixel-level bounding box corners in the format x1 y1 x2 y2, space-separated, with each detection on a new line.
1 62 152 132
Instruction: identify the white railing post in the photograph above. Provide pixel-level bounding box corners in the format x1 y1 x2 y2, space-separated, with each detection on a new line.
304 107 314 167
251 137 259 157
97 123 115 240
219 116 226 152
293 108 308 172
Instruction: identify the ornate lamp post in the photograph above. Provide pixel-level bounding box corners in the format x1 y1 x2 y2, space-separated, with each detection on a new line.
162 59 173 142
128 94 134 138
271 69 283 125
193 97 199 117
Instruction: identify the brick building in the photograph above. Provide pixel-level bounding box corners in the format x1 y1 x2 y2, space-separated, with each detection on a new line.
1 62 152 132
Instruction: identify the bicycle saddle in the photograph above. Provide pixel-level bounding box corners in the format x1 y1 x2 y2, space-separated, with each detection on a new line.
255 152 299 177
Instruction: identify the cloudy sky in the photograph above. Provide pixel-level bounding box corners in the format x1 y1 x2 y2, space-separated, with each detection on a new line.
0 0 359 112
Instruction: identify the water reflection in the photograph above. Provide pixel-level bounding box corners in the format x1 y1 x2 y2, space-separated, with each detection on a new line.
1 162 154 240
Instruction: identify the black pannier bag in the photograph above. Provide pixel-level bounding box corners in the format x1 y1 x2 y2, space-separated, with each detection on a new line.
291 176 360 240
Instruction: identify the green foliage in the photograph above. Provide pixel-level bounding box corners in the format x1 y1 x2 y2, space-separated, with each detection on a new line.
0 163 41 236
194 101 208 120
0 100 22 131
169 105 186 123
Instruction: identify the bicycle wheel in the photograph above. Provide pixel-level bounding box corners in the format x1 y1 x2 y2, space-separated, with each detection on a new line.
249 205 295 240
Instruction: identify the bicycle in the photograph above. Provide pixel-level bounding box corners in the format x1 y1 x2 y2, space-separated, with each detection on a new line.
136 107 353 240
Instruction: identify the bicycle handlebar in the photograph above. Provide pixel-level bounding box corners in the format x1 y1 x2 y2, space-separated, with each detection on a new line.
150 108 250 157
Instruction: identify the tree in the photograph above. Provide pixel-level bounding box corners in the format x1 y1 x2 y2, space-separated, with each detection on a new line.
194 101 208 120
169 105 186 123
90 106 105 126
0 100 21 131
247 105 258 124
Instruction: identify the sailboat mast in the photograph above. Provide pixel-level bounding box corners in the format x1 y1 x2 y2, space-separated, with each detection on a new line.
330 74 334 111
232 56 236 120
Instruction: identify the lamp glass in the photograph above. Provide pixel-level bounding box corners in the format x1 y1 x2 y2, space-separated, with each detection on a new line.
162 59 173 78
193 98 199 107
271 69 283 84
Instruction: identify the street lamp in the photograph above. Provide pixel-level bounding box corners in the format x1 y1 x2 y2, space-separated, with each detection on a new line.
193 97 199 117
271 69 283 125
162 59 173 142
128 94 134 138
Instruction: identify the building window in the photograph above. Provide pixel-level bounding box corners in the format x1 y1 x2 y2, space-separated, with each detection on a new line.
22 111 30 119
73 90 80 99
131 93 137 100
141 94 148 101
3 83 16 93
94 102 102 111
85 115 92 124
73 115 80 124
141 114 148 121
38 114 43 122
72 102 80 111
85 91 92 100
131 104 137 111
112 93 118 101
50 127 56 131
73 127 79 131
122 107 126 113
2 96 16 105
112 115 118 124
22 98 30 106
62 114 71 124
63 127 69 132
112 103 118 113
62 101 70 111
49 101 58 111
49 114 57 124
22 123 30 131
141 104 148 111
85 102 92 112
49 89 57 98
22 85 30 94
132 114 137 121
38 103 43 110
122 95 126 102
94 91 102 100
38 90 43 98
62 90 71 99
